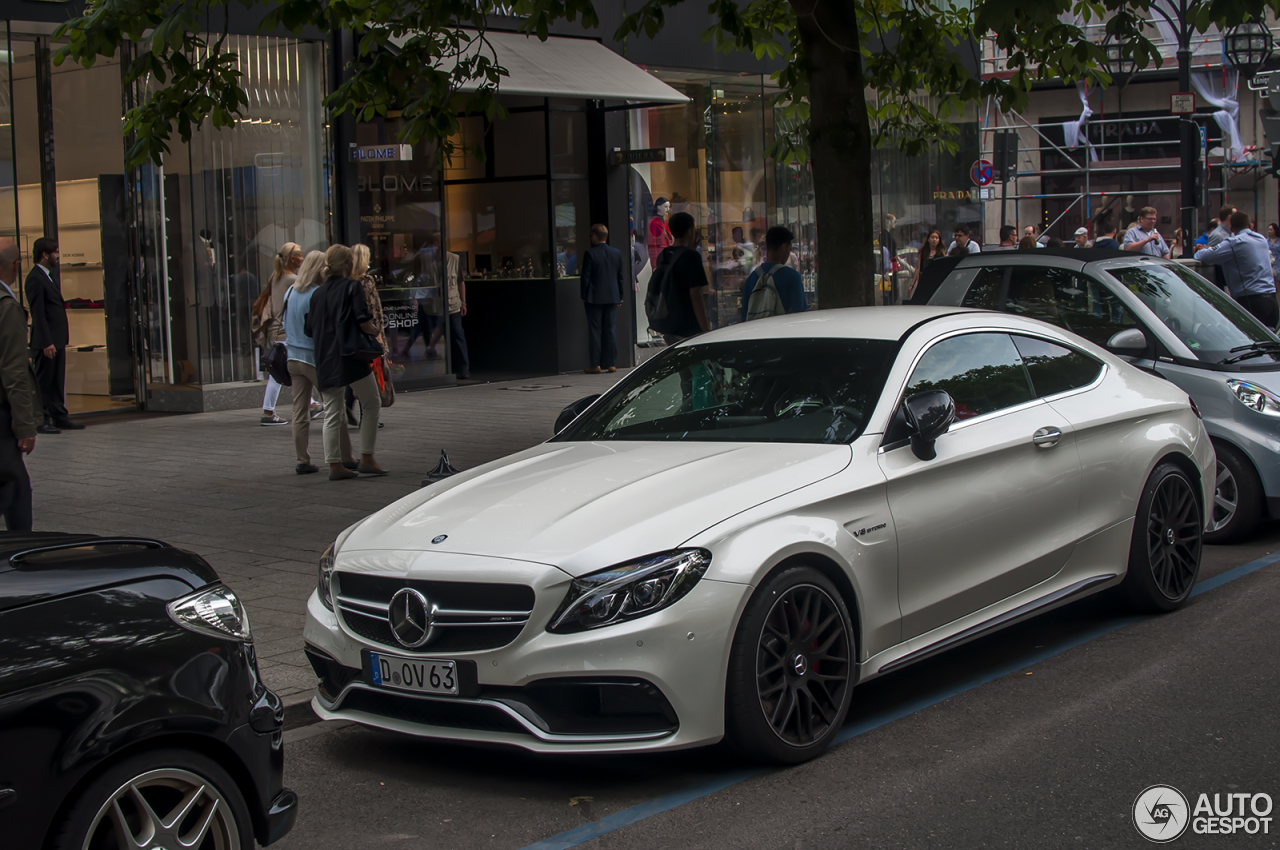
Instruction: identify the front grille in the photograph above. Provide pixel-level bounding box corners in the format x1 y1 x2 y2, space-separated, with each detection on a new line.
338 688 527 735
334 573 536 653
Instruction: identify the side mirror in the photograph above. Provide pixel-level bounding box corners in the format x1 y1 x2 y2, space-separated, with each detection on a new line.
902 390 955 461
555 394 601 434
1106 328 1147 352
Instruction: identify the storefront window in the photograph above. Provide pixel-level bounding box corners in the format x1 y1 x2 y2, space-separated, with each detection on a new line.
493 111 545 178
550 109 588 176
135 35 329 400
446 180 550 278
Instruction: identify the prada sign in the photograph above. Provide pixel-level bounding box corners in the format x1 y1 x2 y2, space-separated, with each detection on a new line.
350 144 414 163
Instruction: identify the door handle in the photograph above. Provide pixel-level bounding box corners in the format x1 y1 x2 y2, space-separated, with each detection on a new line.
1032 427 1063 448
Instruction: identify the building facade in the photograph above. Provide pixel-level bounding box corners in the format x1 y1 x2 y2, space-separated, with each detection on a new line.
0 1 982 413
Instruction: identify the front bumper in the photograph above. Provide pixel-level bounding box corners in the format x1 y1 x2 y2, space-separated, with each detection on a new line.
302 576 752 754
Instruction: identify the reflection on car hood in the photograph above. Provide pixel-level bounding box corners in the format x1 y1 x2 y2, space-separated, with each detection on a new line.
342 441 852 576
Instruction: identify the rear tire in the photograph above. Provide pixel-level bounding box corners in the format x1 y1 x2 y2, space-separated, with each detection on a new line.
49 747 253 850
1122 462 1203 612
1204 441 1263 544
725 565 855 764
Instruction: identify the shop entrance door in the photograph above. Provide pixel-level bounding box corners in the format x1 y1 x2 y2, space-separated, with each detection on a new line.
8 32 138 414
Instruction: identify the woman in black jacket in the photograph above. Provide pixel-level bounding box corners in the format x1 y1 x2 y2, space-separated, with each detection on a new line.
304 245 388 480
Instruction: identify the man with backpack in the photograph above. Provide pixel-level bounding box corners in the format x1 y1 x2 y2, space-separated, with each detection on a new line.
644 211 711 343
742 226 808 322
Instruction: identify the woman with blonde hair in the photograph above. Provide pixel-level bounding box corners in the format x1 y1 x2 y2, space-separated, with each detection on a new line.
305 245 387 480
345 244 389 427
284 250 352 474
253 242 302 425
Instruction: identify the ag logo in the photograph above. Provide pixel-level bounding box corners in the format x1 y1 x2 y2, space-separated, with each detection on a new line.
1134 784 1190 842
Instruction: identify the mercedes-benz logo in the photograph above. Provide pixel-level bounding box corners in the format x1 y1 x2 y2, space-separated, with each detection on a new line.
792 653 809 676
388 588 434 648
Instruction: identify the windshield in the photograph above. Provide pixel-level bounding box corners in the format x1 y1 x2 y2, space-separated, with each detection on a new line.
559 338 898 444
1106 262 1280 365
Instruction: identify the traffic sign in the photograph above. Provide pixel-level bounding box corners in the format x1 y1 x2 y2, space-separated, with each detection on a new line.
971 159 994 186
1171 92 1196 114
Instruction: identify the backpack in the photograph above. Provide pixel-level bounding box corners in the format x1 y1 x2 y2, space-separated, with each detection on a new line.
645 246 690 334
745 265 785 321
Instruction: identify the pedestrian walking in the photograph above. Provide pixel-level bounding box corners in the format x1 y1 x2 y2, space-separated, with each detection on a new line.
254 242 302 425
1072 227 1090 248
909 229 947 298
645 211 710 345
0 239 42 530
1123 207 1171 258
1206 205 1235 247
1194 210 1279 329
743 226 808 322
1093 216 1120 250
580 223 624 373
305 245 387 480
946 224 981 255
25 237 81 433
345 244 392 425
286 250 352 475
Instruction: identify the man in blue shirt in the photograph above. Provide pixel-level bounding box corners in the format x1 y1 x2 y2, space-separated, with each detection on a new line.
1195 210 1278 328
741 226 808 322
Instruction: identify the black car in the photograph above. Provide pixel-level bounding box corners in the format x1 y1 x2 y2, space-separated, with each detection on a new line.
0 533 297 850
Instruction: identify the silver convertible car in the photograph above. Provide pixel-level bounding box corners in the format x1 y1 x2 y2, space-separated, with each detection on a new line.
303 307 1213 763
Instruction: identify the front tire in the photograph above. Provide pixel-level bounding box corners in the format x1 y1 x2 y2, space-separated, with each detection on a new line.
1204 441 1263 544
1122 462 1203 612
725 565 855 764
49 748 253 850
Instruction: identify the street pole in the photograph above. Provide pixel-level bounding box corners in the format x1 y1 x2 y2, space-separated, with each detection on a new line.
1177 15 1197 257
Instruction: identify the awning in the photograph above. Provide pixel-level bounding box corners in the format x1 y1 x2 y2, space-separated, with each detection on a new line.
388 30 689 105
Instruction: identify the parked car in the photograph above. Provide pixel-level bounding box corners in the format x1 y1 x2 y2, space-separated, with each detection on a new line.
0 532 297 850
913 247 1280 542
303 307 1212 764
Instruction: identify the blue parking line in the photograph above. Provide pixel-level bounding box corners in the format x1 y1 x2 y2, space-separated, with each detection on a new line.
518 551 1280 850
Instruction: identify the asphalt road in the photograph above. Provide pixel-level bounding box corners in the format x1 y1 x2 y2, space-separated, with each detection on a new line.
270 524 1280 850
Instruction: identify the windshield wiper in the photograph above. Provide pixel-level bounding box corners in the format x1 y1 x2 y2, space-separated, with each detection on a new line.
1221 341 1280 364
1228 341 1280 353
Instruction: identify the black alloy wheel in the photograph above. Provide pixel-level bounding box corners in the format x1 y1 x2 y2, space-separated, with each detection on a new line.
1123 462 1203 612
726 566 855 763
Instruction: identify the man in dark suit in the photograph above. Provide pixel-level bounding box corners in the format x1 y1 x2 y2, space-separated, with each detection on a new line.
579 224 625 374
26 236 81 433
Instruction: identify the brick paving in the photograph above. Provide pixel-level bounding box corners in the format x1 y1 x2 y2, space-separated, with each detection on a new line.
23 371 628 703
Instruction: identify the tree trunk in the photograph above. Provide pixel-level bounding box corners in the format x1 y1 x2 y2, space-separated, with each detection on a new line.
793 0 875 309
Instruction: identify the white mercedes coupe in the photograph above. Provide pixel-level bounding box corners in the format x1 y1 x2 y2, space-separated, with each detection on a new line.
303 307 1213 763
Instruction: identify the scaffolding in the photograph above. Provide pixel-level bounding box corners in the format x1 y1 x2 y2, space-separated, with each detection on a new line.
980 105 1268 238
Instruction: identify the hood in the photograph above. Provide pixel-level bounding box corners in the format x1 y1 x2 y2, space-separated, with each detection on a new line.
342 441 852 576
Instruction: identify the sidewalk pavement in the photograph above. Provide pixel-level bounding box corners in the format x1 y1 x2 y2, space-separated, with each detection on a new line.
24 371 627 703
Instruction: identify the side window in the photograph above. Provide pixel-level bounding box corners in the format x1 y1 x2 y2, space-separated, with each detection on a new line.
905 333 1034 421
961 267 1005 309
1006 268 1141 348
1011 335 1104 397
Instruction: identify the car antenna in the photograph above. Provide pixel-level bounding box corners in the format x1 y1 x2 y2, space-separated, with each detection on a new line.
421 449 462 488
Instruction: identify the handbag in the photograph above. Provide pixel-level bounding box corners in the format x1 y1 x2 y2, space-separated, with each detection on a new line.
339 279 385 364
374 356 395 408
261 287 293 386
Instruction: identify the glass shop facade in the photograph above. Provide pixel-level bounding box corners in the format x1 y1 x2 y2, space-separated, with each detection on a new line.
0 7 981 412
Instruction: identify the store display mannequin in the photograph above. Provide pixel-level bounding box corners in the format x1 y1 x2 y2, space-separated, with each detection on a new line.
648 197 673 269
1122 195 1138 228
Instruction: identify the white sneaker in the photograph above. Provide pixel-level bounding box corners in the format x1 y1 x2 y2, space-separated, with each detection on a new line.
309 405 324 420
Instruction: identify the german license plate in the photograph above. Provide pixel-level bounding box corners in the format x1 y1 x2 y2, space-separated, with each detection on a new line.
368 652 459 695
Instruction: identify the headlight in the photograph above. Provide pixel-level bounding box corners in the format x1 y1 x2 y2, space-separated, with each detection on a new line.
548 549 710 634
318 520 366 610
167 584 251 642
1227 379 1280 416
318 542 336 611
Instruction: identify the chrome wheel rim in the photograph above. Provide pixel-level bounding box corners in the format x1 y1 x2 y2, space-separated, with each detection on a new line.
1147 474 1202 600
82 768 240 850
1207 460 1238 533
756 583 851 747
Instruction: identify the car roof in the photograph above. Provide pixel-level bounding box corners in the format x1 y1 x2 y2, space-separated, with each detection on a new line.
955 246 1135 270
687 306 981 343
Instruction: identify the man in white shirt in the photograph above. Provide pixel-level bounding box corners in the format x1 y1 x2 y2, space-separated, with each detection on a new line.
946 224 981 255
